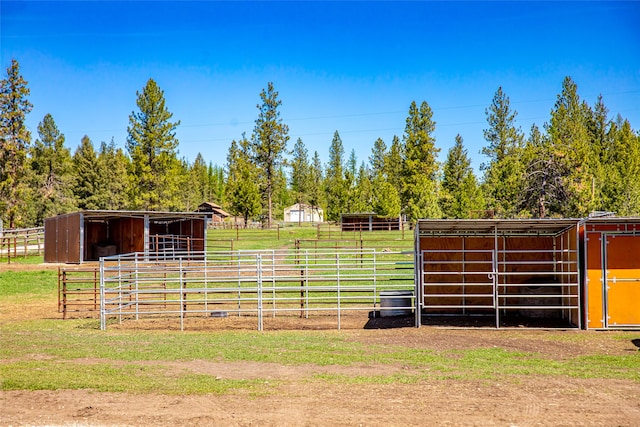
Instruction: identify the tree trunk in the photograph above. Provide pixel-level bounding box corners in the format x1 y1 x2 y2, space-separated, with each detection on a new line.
267 192 272 229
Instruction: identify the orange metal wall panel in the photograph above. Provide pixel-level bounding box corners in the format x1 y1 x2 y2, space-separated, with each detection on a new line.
587 223 621 233
605 235 640 327
585 230 604 329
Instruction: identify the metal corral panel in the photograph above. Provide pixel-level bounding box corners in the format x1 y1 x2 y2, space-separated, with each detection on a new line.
583 218 640 329
415 219 581 328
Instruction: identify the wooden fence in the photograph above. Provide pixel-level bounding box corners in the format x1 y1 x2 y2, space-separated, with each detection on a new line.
0 227 44 262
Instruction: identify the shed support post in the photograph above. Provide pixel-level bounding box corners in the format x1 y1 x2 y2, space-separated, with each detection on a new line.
494 225 500 329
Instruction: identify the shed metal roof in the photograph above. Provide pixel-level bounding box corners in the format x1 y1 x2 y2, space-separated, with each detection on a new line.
53 210 208 222
416 218 581 237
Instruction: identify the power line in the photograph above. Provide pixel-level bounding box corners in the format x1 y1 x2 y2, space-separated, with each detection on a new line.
55 90 640 136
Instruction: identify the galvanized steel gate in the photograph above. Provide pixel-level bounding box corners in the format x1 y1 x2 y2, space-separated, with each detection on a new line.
99 249 416 331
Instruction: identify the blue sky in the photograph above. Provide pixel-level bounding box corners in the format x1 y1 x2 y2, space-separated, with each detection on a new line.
2 1 639 174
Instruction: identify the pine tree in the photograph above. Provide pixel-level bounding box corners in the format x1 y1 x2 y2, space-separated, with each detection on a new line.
30 114 77 223
98 139 129 210
182 153 209 211
371 175 401 218
307 151 324 220
73 135 101 210
441 134 484 218
175 158 192 211
546 77 594 217
385 135 404 203
521 124 567 218
207 162 226 206
325 131 348 221
273 166 290 221
586 95 613 211
369 137 387 178
251 82 289 228
344 149 358 213
126 78 181 210
604 118 640 215
352 162 373 213
401 101 441 220
290 138 310 225
481 87 525 217
365 135 401 219
226 136 261 227
0 59 33 228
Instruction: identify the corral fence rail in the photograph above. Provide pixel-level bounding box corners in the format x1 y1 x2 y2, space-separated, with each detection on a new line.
58 266 100 319
148 234 207 258
208 223 282 240
99 248 416 331
418 244 580 327
0 226 44 262
295 238 412 252
317 222 413 241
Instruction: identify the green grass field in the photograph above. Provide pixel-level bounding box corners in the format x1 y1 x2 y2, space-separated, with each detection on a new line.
1 227 638 396
2 308 638 395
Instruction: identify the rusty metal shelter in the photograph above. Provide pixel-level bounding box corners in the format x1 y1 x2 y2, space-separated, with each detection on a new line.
582 217 640 330
44 210 207 264
415 219 581 328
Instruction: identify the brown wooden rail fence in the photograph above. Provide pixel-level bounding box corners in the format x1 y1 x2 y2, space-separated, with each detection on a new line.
58 266 101 319
0 227 44 263
58 265 171 319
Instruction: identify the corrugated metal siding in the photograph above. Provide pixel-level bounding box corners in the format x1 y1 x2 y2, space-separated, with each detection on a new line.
67 212 82 263
44 217 58 262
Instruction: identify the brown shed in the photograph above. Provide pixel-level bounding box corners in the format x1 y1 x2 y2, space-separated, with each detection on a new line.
415 219 581 328
340 213 402 231
582 217 640 330
44 210 208 263
197 202 230 223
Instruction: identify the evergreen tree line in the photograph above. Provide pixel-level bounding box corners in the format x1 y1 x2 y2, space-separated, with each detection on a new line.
1 59 639 229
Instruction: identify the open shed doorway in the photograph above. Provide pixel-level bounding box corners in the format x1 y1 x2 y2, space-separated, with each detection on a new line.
415 219 581 328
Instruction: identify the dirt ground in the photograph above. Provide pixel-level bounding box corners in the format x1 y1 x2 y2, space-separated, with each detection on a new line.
3 324 640 427
2 263 640 426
